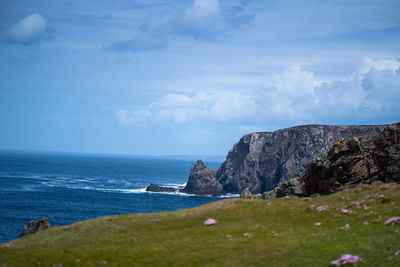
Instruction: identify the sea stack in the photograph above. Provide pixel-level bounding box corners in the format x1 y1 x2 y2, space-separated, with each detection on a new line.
181 160 224 196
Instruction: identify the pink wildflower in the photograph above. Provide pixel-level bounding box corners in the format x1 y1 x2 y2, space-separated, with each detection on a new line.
243 232 253 238
384 217 400 225
341 208 349 214
203 218 217 226
316 205 328 212
314 222 321 226
340 224 350 231
331 254 360 266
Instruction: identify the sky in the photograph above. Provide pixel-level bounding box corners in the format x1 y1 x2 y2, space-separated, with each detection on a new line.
0 0 399 156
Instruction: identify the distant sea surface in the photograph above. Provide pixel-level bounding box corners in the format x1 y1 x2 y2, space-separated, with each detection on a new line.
0 151 228 243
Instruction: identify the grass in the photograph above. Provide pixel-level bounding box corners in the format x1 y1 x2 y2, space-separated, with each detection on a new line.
1 182 400 266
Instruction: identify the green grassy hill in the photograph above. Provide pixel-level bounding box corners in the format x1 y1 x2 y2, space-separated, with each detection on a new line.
1 182 400 266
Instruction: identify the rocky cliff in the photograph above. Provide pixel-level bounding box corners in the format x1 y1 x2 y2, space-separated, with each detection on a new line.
182 124 384 196
301 122 400 195
216 124 384 194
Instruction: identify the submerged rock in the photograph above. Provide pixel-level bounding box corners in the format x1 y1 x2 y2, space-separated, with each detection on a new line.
181 160 224 196
146 183 176 193
19 218 50 238
301 122 400 195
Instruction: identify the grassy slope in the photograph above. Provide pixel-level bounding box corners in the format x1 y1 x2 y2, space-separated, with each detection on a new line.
1 182 400 266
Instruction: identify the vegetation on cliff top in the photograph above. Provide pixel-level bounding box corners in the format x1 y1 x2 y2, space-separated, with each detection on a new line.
1 182 400 266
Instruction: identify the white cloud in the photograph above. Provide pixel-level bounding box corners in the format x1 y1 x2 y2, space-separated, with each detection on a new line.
116 91 257 127
154 93 193 108
104 33 167 53
116 109 152 127
4 13 55 44
117 58 400 128
107 0 254 52
358 58 400 74
273 66 315 96
141 0 226 40
188 0 220 17
258 58 400 122
209 92 256 122
185 0 221 27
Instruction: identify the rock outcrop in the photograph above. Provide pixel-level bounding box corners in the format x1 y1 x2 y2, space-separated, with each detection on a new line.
301 122 400 195
181 160 224 196
240 188 262 199
146 183 177 193
216 124 384 194
263 178 307 199
19 218 50 238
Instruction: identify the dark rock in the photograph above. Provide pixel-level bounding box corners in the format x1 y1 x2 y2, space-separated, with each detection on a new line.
19 218 50 238
263 190 277 200
262 178 306 199
181 160 224 196
275 178 306 197
216 124 384 194
301 122 400 195
146 183 177 193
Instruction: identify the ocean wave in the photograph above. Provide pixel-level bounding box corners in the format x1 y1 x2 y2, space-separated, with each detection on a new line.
40 182 239 198
0 172 50 181
37 176 238 198
112 187 239 198
162 182 187 188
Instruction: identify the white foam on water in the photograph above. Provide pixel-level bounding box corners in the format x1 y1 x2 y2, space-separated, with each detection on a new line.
218 194 239 198
105 188 147 194
38 176 239 198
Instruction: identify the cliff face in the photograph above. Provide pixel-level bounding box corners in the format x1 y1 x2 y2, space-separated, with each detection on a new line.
216 125 384 194
301 122 400 195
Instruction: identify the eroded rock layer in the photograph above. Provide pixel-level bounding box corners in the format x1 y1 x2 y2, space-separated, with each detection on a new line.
301 122 400 195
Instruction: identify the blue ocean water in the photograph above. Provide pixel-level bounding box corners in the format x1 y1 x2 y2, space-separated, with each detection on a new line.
0 151 227 243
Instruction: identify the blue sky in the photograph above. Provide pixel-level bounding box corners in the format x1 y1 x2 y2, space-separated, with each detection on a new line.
1 0 399 156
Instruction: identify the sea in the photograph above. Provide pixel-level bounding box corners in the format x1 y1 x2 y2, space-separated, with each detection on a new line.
0 151 231 243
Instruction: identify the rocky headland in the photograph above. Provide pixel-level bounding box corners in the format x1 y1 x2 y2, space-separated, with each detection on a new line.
264 122 400 199
180 124 384 196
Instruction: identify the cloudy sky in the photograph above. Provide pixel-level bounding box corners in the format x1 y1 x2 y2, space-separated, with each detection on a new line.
1 0 399 156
